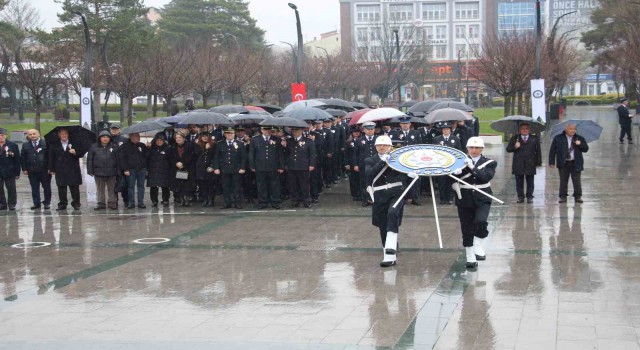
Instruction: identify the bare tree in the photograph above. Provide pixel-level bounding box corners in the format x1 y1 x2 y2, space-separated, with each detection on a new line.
191 45 224 108
105 51 149 125
0 0 43 31
252 53 293 103
148 42 195 116
220 46 269 104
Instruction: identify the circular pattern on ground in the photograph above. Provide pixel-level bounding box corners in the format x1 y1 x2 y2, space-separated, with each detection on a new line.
132 237 171 244
11 242 52 248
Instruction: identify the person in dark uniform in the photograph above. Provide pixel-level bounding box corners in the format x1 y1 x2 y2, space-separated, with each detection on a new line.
249 126 284 209
236 127 256 205
21 129 51 210
169 132 195 207
506 123 542 203
389 117 422 206
353 121 378 206
432 123 462 204
308 120 324 202
146 135 172 207
49 128 83 211
452 121 469 148
118 132 149 209
109 123 129 206
549 123 589 203
187 124 200 143
365 135 412 267
194 132 217 207
451 137 497 269
0 128 20 210
321 118 336 188
282 127 316 208
617 98 633 144
466 114 480 138
333 116 347 180
214 128 247 209
344 126 362 201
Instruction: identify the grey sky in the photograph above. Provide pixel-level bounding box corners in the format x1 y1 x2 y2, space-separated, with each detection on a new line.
31 0 340 45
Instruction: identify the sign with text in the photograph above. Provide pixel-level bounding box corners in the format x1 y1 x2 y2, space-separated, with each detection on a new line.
387 144 468 176
291 83 307 102
550 0 598 34
531 79 546 124
80 87 91 129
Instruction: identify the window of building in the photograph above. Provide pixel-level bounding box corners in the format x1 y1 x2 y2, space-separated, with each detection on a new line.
435 25 447 39
403 27 414 40
424 45 434 59
435 45 447 59
455 2 479 20
456 44 466 56
370 27 381 41
468 24 480 38
423 3 446 21
371 46 382 59
498 2 544 35
469 44 480 55
356 4 381 22
357 28 368 42
425 26 434 39
389 4 414 21
455 25 466 39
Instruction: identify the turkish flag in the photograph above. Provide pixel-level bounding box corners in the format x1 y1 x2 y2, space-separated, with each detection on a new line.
291 83 307 101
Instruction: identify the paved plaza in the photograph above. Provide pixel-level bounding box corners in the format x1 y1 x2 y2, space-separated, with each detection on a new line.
1 106 639 349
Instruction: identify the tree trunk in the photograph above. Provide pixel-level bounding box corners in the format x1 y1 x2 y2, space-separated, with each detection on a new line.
127 98 134 126
231 92 236 105
503 95 510 117
92 90 101 125
166 96 172 117
517 91 523 115
202 93 210 108
35 97 41 132
120 98 126 124
152 94 158 117
146 93 152 114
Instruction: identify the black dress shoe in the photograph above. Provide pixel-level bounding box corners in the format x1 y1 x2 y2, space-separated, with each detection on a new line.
8 206 15 210
30 205 41 210
152 202 158 207
256 204 267 210
56 206 67 211
558 197 567 203
138 204 146 209
629 141 634 144
221 204 232 209
466 262 478 269
72 206 81 211
94 206 106 210
439 201 447 205
575 197 584 203
526 198 533 203
161 201 169 207
234 203 243 209
380 260 397 267
516 198 524 203
475 254 486 261
312 198 319 204
273 204 281 210
361 202 369 207
303 203 312 208
0 206 7 210
411 200 421 206
289 202 300 208
127 204 135 209
43 204 50 210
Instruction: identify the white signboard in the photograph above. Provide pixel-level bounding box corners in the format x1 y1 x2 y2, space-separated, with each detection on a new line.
80 87 91 129
531 79 546 123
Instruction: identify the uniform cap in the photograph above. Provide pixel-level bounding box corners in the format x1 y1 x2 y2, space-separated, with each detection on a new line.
620 98 628 103
466 136 485 148
438 122 451 129
375 135 392 146
362 121 376 128
110 123 121 129
223 127 235 133
398 116 412 123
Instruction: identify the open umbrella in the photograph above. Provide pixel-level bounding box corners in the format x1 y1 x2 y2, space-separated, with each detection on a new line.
550 119 603 143
424 108 473 124
399 100 418 109
350 102 368 110
286 107 333 121
347 109 373 125
428 101 474 113
491 115 545 134
208 105 249 115
230 113 272 125
253 103 282 114
324 108 347 117
120 120 171 135
283 99 326 113
315 98 355 111
159 113 186 124
356 107 407 124
407 100 445 117
45 126 96 157
387 116 429 127
180 111 234 126
260 117 308 128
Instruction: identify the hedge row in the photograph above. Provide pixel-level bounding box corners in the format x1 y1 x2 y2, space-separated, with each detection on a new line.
491 94 623 107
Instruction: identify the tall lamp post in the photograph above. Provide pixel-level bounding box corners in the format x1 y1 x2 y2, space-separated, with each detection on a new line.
74 11 94 126
393 29 401 104
288 3 303 84
534 0 542 79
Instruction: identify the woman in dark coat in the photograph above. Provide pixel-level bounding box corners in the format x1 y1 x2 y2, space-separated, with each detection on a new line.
48 128 83 211
147 135 172 207
169 132 194 207
86 130 118 210
506 123 542 203
193 132 217 207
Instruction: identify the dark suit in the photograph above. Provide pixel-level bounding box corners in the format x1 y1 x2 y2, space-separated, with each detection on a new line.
452 126 468 148
0 141 20 208
214 139 247 205
249 134 284 205
332 124 346 179
433 134 462 202
452 155 497 247
389 129 422 202
549 132 589 199
284 136 316 205
618 104 633 142
353 135 377 204
419 127 440 145
506 134 542 200
21 138 52 206
48 141 82 209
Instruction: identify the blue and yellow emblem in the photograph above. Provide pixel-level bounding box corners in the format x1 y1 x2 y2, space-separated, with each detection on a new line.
387 144 467 176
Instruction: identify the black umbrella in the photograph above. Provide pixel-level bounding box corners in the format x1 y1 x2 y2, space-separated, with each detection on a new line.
387 116 429 127
120 120 171 135
350 102 368 110
253 103 282 114
230 113 272 125
324 108 347 117
180 111 234 126
45 126 96 157
260 117 308 128
424 108 473 124
407 100 444 117
315 98 356 111
285 107 333 121
491 115 545 134
428 101 474 113
208 104 249 115
399 100 418 108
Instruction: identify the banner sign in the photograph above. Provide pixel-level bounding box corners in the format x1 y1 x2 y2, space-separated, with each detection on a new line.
291 83 307 102
80 87 92 129
530 79 546 123
386 144 467 176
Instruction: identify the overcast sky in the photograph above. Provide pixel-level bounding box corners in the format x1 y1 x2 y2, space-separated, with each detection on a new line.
31 0 340 46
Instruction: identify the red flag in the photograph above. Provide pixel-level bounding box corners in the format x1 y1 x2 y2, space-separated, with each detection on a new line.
291 83 307 101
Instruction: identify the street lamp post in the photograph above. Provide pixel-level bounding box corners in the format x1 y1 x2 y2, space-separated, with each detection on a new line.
393 29 401 104
74 11 94 126
534 0 542 79
288 3 303 84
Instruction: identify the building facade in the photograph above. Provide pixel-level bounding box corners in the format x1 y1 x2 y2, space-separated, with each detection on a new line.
304 30 342 58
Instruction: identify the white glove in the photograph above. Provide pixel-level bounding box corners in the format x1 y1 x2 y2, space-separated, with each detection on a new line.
380 154 389 161
453 168 463 175
407 171 418 179
465 158 475 169
452 182 462 199
366 186 375 202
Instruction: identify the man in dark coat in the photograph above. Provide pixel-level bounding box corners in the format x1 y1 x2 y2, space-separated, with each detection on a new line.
0 128 21 210
332 116 347 181
154 126 176 146
283 127 316 208
549 123 589 203
320 118 336 188
506 123 542 203
432 123 462 204
365 135 410 267
389 117 423 205
86 130 119 210
617 98 633 144
452 121 469 148
451 137 497 269
344 126 362 201
249 126 284 209
214 128 247 209
353 122 378 206
146 135 172 207
48 127 83 211
118 132 149 208
109 123 129 206
21 129 51 210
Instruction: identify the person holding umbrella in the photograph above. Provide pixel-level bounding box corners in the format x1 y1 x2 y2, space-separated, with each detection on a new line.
353 122 378 207
146 135 173 207
169 132 195 207
0 128 21 210
194 132 217 207
214 128 247 209
48 127 83 211
506 123 542 203
118 133 149 209
86 130 118 210
549 123 589 203
21 129 51 210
